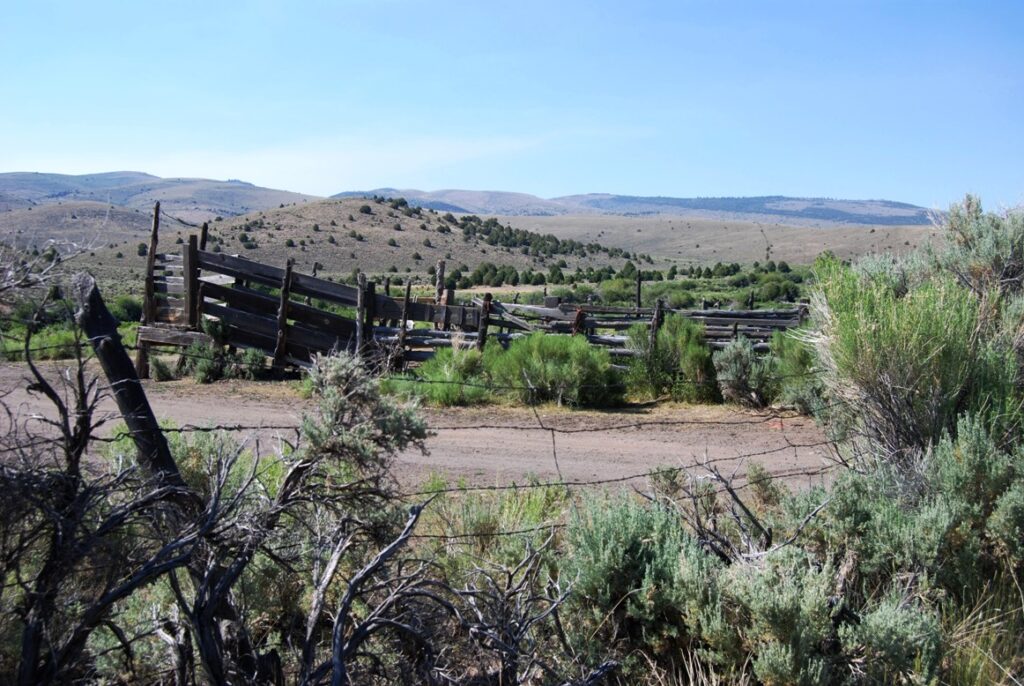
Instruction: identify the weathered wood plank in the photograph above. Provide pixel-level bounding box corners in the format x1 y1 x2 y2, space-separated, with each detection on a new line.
153 282 184 295
137 326 214 347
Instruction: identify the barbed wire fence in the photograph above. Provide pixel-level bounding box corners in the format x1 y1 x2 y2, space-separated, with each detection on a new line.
0 328 850 548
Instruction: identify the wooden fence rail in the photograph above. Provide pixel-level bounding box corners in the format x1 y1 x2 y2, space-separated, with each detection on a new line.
135 216 804 372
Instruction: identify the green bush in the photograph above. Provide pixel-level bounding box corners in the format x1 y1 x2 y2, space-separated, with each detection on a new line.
486 332 622 407
713 337 777 408
770 329 821 415
625 315 719 403
928 194 1024 298
567 497 720 670
725 548 835 683
812 255 1019 466
107 295 142 324
178 342 269 384
989 482 1024 563
838 594 943 684
149 355 176 381
598 278 634 304
384 346 490 406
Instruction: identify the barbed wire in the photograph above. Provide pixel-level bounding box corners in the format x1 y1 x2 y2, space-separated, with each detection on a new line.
1 321 851 548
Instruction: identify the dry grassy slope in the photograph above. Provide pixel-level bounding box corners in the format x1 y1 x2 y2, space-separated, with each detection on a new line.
203 198 629 279
0 201 192 247
72 197 631 296
0 172 320 224
493 214 937 266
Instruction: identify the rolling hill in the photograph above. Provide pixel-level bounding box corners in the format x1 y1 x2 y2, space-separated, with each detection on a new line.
333 188 937 226
0 171 319 223
0 172 935 295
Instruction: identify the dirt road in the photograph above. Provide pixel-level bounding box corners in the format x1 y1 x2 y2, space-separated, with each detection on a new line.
1 361 834 490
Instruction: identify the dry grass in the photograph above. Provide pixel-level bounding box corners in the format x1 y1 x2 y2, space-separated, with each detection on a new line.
498 214 935 267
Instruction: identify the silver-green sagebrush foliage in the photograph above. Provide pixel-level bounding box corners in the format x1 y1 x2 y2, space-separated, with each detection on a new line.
626 315 721 403
7 196 1024 685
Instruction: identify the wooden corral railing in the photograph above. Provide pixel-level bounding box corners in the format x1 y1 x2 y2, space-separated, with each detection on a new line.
135 204 215 376
490 301 803 354
134 209 805 374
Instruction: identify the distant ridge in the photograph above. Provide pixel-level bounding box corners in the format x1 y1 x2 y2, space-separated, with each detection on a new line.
0 171 319 223
0 172 935 226
333 188 935 226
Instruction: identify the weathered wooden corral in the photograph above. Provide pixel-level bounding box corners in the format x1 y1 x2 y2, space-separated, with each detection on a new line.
133 206 804 376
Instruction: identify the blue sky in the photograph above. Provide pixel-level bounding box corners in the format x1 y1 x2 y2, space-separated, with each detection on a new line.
1 0 1021 209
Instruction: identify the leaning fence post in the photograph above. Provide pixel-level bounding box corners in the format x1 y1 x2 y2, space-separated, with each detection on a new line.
73 273 183 485
199 221 209 252
273 259 294 368
477 293 492 351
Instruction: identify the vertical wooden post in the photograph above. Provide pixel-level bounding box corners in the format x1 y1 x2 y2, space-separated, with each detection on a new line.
134 202 160 377
382 276 394 326
355 272 366 358
635 270 642 313
273 259 294 367
477 293 492 351
184 235 200 329
434 260 446 305
365 280 377 331
398 280 412 366
571 308 587 336
442 288 455 331
649 298 664 351
199 221 209 252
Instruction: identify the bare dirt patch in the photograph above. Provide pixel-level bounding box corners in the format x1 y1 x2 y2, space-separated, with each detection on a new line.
1 361 834 491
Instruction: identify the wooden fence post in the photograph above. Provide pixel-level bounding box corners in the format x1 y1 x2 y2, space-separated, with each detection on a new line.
635 270 642 313
382 276 395 326
355 272 366 358
571 307 587 336
134 201 160 378
649 298 664 351
273 259 294 367
183 235 200 330
434 260 446 305
442 287 455 331
73 273 183 485
398 280 412 365
365 280 377 330
477 293 492 351
199 221 209 252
